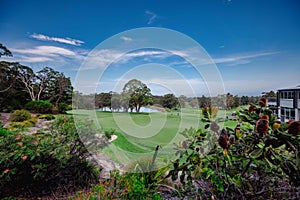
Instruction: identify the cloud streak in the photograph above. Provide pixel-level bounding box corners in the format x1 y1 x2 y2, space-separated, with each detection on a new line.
5 45 86 64
213 51 279 66
145 10 158 25
120 36 133 42
12 45 76 57
30 33 84 46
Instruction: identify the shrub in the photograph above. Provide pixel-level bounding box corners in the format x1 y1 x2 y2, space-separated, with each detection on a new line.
0 116 100 198
25 100 52 113
72 148 165 200
9 122 26 130
9 109 31 122
26 116 38 125
38 114 55 120
9 117 37 130
202 105 218 119
0 126 10 137
58 102 72 113
169 102 300 199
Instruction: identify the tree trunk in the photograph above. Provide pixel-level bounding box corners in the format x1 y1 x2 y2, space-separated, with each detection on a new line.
137 105 141 114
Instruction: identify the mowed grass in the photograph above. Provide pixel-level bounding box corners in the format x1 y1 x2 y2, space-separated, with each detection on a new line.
70 108 238 164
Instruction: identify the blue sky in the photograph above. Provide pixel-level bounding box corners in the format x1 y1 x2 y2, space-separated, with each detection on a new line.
1 0 300 96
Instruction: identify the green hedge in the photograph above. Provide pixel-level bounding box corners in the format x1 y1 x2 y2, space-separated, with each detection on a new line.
25 100 52 113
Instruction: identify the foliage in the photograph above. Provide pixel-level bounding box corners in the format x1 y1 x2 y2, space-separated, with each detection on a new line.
38 114 55 120
71 146 166 200
167 98 300 198
25 100 52 113
58 102 71 113
161 93 179 109
122 79 153 113
0 43 12 57
0 116 101 198
202 105 219 119
9 117 37 130
0 124 10 136
96 92 112 110
9 109 31 122
0 45 72 112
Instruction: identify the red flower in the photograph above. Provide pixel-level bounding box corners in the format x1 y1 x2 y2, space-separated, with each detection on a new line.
21 155 28 160
248 105 255 112
33 141 38 145
3 169 10 174
17 142 23 147
16 135 22 141
255 119 269 137
258 97 267 107
260 115 269 121
218 129 230 150
288 120 300 136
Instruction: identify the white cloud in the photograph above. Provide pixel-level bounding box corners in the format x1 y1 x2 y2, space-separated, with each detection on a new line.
12 46 76 57
145 10 158 25
120 36 133 42
5 45 86 64
21 56 53 63
30 33 84 46
213 51 279 66
81 49 172 70
78 48 280 73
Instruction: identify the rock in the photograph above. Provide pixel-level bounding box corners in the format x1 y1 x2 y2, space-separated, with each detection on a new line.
87 153 123 179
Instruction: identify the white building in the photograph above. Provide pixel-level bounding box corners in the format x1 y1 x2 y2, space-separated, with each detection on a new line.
277 86 300 122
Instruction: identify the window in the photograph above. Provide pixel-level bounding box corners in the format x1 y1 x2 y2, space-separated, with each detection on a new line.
281 108 285 116
280 91 295 99
281 108 296 120
291 110 295 118
286 109 290 118
288 92 294 99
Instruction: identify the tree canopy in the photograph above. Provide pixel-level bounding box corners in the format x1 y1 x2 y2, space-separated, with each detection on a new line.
122 79 153 113
0 44 72 112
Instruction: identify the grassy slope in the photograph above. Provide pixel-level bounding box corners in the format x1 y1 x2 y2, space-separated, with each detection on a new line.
70 107 239 164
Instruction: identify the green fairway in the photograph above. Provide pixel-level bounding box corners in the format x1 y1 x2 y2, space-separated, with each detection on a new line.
70 108 237 165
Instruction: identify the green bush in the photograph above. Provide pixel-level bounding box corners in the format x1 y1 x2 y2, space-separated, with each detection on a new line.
26 116 38 125
25 100 52 113
58 102 72 113
9 117 37 130
0 126 10 137
0 116 100 198
38 114 55 120
9 109 31 122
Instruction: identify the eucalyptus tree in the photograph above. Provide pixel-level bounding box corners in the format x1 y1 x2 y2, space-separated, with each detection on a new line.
122 79 153 113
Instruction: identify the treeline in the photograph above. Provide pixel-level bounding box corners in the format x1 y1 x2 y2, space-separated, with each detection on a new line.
74 91 260 112
0 44 72 113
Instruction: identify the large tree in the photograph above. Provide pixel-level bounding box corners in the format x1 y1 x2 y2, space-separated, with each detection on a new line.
16 66 72 106
97 92 112 110
122 79 152 113
162 93 179 109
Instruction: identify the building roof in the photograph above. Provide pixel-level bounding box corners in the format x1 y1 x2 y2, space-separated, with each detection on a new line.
278 85 300 91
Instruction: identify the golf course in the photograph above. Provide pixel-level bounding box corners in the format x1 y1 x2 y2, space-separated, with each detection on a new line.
70 107 238 166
